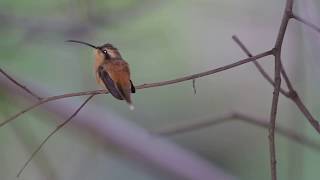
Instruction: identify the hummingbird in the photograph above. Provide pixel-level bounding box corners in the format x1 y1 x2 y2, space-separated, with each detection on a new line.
67 40 136 110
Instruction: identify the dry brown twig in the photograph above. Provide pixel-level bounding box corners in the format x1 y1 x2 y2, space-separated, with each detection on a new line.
0 0 319 179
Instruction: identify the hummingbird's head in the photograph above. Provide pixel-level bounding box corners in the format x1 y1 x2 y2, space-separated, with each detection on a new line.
66 40 110 59
100 43 122 59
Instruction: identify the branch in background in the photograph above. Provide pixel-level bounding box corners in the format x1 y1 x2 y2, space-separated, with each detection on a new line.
0 50 273 128
17 95 95 177
292 14 320 33
155 114 232 136
155 112 320 152
0 68 42 100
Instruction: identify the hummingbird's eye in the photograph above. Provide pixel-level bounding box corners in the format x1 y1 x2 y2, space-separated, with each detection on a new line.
103 50 107 54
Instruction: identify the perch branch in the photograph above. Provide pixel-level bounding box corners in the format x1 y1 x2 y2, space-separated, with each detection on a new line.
0 50 273 128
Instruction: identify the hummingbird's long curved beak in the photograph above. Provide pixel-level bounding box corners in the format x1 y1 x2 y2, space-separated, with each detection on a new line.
66 40 99 50
66 39 111 59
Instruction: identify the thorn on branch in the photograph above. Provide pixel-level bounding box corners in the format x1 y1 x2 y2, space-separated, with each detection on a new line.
192 79 197 95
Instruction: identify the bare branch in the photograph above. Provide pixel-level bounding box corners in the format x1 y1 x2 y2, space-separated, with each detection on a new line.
0 50 273 128
274 0 294 50
279 60 320 133
17 94 94 177
280 61 294 91
268 1 294 179
280 60 320 134
155 112 320 152
0 68 42 100
294 96 320 133
232 35 320 134
292 14 320 33
232 35 289 96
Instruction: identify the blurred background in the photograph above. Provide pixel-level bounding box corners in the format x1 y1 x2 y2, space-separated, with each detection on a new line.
0 0 319 179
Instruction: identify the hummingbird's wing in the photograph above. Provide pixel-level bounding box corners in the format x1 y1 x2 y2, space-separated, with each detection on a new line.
130 80 136 93
98 66 123 100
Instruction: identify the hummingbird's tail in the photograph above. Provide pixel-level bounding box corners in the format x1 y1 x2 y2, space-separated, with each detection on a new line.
116 83 134 111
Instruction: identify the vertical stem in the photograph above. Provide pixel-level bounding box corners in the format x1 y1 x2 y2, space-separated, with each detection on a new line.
269 0 294 180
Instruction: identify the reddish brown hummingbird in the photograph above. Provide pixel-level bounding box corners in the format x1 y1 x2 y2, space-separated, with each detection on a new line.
67 40 136 110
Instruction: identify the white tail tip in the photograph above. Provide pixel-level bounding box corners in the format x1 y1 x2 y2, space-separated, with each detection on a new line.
129 104 135 111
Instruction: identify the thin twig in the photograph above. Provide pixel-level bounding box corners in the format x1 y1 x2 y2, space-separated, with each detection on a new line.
0 68 42 100
17 95 94 177
232 35 320 134
292 14 320 33
155 112 320 152
0 50 273 128
232 30 319 146
280 61 294 92
232 35 289 96
279 59 320 134
294 96 320 133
